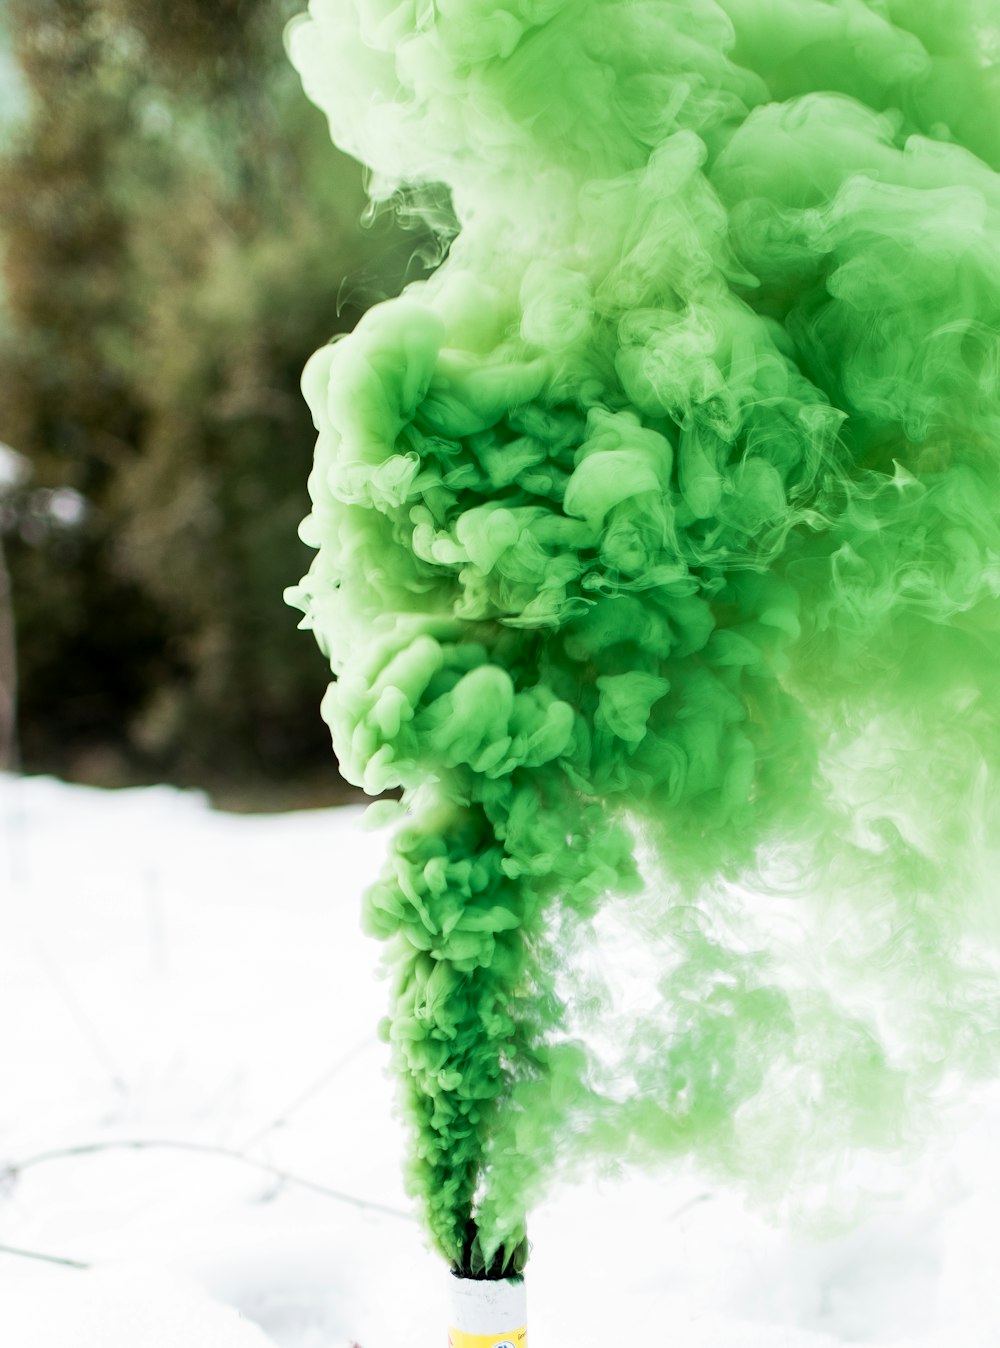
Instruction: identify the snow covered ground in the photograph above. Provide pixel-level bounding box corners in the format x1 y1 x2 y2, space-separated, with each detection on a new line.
2 773 999 1348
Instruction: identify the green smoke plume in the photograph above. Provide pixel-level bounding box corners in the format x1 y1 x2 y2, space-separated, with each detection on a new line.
286 0 1000 1276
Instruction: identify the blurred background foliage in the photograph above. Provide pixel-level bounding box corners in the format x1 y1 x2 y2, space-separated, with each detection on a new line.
0 0 426 805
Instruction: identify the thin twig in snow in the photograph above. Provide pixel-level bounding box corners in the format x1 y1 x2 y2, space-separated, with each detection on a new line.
666 1192 714 1221
144 864 168 975
3 1138 415 1223
0 1243 89 1270
30 943 129 1096
241 1032 378 1149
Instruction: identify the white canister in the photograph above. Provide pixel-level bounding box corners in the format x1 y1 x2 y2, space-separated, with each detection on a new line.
447 1274 527 1348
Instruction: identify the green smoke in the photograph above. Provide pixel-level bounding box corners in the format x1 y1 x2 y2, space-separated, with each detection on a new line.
286 0 1000 1275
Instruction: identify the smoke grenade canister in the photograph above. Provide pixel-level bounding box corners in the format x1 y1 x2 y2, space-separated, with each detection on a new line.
448 1274 527 1348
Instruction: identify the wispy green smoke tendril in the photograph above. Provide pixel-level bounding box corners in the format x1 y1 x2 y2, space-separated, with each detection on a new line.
287 0 1000 1275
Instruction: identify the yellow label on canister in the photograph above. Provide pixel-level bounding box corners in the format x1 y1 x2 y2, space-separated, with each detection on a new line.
447 1327 527 1348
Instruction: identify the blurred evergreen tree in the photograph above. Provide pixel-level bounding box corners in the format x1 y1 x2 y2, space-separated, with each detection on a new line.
0 0 421 800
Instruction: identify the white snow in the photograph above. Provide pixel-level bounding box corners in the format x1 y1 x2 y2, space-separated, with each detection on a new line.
3 1266 278 1348
1 773 998 1347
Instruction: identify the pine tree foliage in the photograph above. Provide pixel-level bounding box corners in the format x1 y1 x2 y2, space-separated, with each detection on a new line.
0 0 416 794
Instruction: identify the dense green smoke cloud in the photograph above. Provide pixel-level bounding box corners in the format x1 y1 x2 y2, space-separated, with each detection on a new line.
287 0 1000 1275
